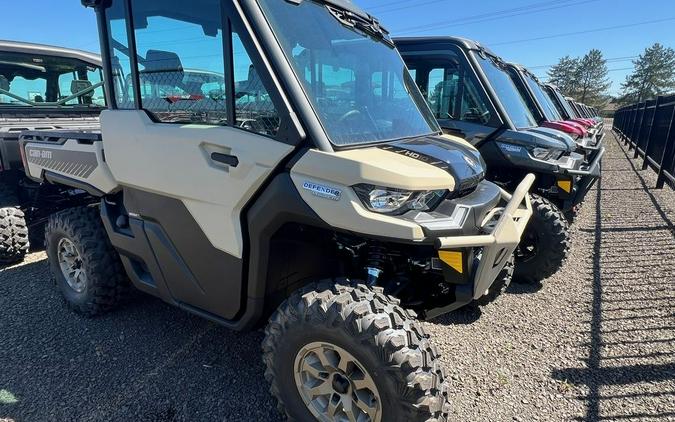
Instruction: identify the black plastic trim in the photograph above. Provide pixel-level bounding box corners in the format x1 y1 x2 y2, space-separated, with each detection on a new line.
44 171 105 197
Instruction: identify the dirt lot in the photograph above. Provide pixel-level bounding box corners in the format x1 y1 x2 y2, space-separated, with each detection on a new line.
1 130 674 422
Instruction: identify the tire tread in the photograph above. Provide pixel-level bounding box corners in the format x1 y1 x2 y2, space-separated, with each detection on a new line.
262 279 450 422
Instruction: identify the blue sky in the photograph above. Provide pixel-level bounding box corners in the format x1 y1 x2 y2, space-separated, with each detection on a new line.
1 0 674 96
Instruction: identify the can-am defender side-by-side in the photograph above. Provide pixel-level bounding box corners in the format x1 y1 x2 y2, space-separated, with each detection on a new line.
544 84 603 140
0 41 105 263
21 1 534 421
396 37 602 283
505 63 605 160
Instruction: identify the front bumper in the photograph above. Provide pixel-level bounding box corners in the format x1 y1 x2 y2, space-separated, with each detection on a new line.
425 174 535 318
576 136 605 162
557 145 605 210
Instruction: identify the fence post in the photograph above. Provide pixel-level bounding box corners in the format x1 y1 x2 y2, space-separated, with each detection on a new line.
627 104 639 148
628 101 647 154
618 109 627 141
634 102 649 158
641 97 661 169
656 104 675 189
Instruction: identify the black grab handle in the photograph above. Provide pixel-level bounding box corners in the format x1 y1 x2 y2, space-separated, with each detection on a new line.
211 152 239 168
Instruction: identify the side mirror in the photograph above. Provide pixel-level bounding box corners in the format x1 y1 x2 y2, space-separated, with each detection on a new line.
81 0 111 8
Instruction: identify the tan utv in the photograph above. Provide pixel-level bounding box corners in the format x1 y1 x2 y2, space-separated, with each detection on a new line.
20 0 533 420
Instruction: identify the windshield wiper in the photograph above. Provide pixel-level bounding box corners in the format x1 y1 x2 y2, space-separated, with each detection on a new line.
325 5 394 48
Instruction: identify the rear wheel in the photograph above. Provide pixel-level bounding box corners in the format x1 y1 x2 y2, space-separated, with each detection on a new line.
0 185 29 264
262 280 450 422
514 194 570 284
45 206 128 316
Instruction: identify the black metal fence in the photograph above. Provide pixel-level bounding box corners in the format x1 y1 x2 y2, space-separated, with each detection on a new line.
613 94 675 188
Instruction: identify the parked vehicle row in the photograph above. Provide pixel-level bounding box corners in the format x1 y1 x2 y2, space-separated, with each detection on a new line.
0 1 605 421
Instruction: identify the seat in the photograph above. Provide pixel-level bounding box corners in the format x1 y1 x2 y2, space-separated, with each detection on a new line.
139 50 186 110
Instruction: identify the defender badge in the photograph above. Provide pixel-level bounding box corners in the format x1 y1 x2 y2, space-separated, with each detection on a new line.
302 181 342 201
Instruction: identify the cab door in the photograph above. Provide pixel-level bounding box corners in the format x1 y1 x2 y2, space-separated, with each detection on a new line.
100 0 298 319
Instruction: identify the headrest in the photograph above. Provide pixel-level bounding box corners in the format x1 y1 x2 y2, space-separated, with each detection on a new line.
71 80 93 95
0 75 9 92
142 50 184 74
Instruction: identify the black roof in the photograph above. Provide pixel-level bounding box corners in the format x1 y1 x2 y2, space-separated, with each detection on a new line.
393 36 499 57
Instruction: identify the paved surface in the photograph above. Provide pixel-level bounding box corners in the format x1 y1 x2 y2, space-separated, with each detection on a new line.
1 130 674 421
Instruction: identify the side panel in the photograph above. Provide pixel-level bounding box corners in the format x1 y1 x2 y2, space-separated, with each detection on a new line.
125 189 245 320
20 133 118 194
101 110 294 258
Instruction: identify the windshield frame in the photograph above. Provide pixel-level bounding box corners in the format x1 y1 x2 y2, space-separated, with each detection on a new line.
547 86 577 120
518 68 564 122
468 50 538 131
255 0 441 149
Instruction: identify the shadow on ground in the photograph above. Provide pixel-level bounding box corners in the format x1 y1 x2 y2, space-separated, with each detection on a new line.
0 257 281 422
551 134 675 421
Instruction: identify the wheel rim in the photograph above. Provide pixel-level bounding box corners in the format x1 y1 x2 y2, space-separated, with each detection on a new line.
294 342 382 422
57 238 87 293
515 228 539 262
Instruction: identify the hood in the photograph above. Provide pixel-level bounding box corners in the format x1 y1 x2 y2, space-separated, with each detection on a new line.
523 127 576 151
542 120 586 137
559 120 589 135
497 128 574 153
570 118 592 128
380 136 486 193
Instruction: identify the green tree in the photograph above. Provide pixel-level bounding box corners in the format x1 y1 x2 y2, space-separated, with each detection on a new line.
547 56 580 96
619 43 675 104
574 49 611 106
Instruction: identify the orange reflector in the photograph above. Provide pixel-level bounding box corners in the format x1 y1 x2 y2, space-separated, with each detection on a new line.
557 180 572 193
438 251 463 274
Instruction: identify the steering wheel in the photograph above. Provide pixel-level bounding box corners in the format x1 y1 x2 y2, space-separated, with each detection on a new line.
338 109 363 123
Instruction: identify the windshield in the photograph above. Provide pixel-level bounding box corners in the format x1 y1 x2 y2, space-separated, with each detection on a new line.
474 53 537 129
0 51 105 108
523 73 562 121
546 87 576 119
258 0 439 146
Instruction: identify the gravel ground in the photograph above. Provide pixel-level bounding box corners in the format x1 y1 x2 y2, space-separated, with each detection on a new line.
1 130 674 422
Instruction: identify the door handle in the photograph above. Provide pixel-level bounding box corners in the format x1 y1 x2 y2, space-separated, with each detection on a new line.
211 152 239 168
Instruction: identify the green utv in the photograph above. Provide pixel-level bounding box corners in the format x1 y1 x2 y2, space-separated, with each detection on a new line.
20 1 534 420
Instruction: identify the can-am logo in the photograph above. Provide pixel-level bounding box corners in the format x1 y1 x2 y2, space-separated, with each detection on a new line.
28 148 53 159
302 181 342 201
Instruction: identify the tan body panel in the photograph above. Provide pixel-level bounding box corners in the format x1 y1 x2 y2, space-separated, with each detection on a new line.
23 137 118 194
101 110 293 258
290 147 456 241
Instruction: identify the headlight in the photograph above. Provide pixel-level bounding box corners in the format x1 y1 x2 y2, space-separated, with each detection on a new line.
530 146 564 161
353 184 447 215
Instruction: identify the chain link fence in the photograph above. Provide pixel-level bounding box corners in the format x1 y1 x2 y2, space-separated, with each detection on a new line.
613 94 675 188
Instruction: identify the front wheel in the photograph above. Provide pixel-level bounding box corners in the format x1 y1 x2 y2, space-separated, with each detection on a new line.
262 280 450 422
475 254 515 306
514 194 570 284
